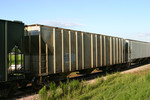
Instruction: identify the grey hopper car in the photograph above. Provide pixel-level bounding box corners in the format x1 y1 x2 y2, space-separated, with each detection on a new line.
126 39 150 63
24 25 127 76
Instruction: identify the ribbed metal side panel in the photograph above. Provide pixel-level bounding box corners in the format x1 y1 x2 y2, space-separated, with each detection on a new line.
95 35 98 67
119 39 121 64
53 28 56 73
116 38 118 64
84 33 91 69
39 28 41 76
61 29 64 72
96 35 100 67
121 39 124 63
81 32 84 69
69 31 71 71
102 36 106 66
63 30 69 72
5 22 8 81
100 35 103 66
78 32 82 70
128 40 150 62
46 43 48 74
0 21 5 81
112 37 116 65
106 36 110 66
110 37 112 65
71 31 76 71
123 40 126 63
48 28 54 74
93 34 96 68
118 39 121 64
91 34 93 68
55 28 62 73
75 32 78 70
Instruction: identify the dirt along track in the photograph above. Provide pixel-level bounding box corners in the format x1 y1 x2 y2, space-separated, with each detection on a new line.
8 63 150 100
87 63 150 84
121 64 150 74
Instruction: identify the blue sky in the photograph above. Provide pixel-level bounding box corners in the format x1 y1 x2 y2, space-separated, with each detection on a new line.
0 0 150 42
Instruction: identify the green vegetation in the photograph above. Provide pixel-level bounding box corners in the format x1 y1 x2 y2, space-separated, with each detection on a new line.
39 70 150 100
8 47 23 66
8 54 23 66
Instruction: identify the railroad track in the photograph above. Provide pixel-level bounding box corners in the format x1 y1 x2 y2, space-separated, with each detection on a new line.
6 63 150 100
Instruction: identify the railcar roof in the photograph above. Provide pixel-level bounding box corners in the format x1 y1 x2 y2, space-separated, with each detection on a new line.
126 39 150 43
26 24 124 39
0 19 23 24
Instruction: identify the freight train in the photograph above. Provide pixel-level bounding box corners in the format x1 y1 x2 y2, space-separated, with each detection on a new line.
0 19 150 97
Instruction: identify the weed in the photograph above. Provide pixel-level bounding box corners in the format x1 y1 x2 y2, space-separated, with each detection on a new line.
39 86 47 100
39 70 150 100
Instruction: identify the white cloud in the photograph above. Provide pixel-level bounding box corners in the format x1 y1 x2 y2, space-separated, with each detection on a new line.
38 19 84 28
130 33 150 42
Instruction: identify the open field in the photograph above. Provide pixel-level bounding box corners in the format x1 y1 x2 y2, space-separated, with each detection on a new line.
39 66 150 100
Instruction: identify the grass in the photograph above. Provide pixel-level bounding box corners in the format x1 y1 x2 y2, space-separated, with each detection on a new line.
39 70 150 100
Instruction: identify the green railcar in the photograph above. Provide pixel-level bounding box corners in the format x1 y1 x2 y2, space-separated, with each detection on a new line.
0 19 24 82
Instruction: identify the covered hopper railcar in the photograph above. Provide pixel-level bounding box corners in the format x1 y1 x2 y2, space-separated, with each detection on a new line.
126 39 150 63
0 19 150 97
0 19 24 82
24 24 127 77
0 19 24 97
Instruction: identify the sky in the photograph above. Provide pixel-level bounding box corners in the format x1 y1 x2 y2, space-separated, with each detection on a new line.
0 0 150 42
